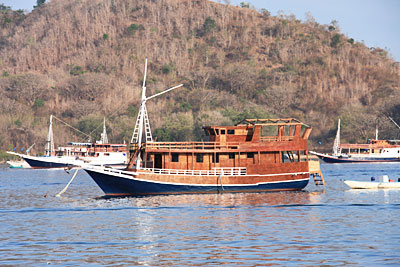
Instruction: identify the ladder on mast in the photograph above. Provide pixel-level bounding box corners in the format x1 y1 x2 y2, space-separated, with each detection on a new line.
131 104 153 143
130 58 183 169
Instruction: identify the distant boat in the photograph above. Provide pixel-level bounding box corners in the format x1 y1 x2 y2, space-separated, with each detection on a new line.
6 160 31 169
344 176 400 189
311 119 400 163
6 143 35 168
8 116 128 169
83 59 315 197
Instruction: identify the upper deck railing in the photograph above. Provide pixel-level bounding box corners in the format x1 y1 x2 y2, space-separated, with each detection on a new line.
139 142 240 150
131 136 296 151
340 143 397 149
58 146 127 153
259 136 294 142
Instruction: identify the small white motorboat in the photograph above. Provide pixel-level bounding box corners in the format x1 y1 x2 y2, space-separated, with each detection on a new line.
6 160 31 169
344 175 400 189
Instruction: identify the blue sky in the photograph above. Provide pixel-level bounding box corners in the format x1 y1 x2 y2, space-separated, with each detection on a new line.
2 0 399 61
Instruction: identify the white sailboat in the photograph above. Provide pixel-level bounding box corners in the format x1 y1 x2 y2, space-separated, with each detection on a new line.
7 116 128 169
310 118 400 163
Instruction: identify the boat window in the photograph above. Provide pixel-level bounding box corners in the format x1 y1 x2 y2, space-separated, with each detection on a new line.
229 153 235 159
227 129 235 135
221 129 226 135
281 151 298 163
196 153 203 163
172 153 179 162
104 153 110 156
247 152 254 158
212 153 219 163
300 151 307 162
209 129 215 136
215 129 219 135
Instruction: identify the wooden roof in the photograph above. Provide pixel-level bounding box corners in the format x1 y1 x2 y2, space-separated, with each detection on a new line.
235 118 311 128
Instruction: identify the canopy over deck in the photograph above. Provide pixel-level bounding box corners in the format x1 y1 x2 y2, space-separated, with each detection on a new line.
235 118 311 128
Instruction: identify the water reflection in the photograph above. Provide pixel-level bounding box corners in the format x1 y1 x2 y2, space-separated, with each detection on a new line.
128 190 314 208
81 191 323 266
1 166 400 266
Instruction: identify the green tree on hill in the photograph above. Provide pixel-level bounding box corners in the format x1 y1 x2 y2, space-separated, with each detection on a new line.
34 0 46 9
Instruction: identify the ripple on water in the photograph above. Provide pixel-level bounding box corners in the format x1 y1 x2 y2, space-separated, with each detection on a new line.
0 164 400 266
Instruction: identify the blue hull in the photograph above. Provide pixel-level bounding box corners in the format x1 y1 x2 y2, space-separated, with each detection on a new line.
318 155 400 164
23 158 77 169
85 169 310 197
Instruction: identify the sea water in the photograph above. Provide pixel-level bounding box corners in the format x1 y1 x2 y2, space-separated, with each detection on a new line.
0 163 399 266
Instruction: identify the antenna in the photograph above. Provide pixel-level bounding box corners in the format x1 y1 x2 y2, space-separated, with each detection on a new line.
131 58 184 169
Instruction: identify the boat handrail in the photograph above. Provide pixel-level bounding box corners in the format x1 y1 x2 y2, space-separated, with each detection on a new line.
132 137 296 150
89 166 247 176
260 136 294 142
139 142 241 150
340 143 395 149
141 167 247 176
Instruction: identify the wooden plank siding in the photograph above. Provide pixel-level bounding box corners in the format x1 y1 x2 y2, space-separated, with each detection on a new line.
129 118 312 176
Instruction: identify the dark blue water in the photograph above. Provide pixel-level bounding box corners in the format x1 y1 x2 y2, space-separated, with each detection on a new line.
1 163 400 266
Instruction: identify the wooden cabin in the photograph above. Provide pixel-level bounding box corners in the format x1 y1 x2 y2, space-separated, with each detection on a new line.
128 118 312 176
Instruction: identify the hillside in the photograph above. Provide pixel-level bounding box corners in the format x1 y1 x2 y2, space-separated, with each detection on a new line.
0 0 399 158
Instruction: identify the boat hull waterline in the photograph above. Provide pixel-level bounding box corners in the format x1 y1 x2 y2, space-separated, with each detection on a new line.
310 152 400 163
23 157 77 169
85 168 310 196
7 151 127 169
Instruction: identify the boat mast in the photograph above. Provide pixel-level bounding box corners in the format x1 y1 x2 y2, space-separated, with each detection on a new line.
332 119 341 156
45 115 55 156
99 117 109 144
131 58 183 169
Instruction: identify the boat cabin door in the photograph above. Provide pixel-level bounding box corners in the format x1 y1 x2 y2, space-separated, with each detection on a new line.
154 153 162 169
220 129 226 143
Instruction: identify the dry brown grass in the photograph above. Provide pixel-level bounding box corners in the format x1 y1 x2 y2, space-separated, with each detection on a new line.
0 0 399 156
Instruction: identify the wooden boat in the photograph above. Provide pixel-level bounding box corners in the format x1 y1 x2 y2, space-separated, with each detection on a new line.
344 176 400 189
83 60 314 197
8 117 128 169
311 119 400 163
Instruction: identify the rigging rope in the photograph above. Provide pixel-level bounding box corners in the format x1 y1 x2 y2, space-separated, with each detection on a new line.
52 81 151 143
52 115 91 141
56 168 79 197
